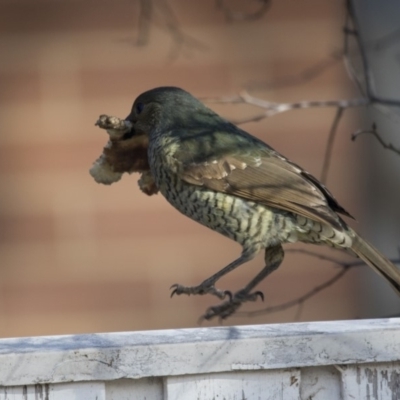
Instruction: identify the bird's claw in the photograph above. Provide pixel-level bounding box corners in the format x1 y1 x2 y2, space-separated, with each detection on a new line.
223 290 233 301
242 290 264 302
170 283 231 300
201 289 265 321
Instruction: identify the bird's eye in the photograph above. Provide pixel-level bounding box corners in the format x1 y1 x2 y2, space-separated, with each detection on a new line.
136 102 144 114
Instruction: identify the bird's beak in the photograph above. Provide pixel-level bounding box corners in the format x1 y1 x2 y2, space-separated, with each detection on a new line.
120 113 136 140
125 112 136 123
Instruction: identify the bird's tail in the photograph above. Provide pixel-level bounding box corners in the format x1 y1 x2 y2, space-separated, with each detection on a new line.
350 229 400 295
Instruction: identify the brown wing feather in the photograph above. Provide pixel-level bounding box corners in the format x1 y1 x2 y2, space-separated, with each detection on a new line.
172 139 350 230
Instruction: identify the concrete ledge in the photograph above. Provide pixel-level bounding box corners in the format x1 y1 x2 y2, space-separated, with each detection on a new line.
1 318 400 386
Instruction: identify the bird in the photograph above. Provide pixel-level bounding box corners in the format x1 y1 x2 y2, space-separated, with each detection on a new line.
119 86 400 320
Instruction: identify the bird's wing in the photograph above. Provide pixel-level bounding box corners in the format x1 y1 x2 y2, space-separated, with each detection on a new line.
168 129 352 230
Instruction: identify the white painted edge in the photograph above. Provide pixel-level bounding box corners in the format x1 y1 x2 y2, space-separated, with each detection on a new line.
0 318 400 386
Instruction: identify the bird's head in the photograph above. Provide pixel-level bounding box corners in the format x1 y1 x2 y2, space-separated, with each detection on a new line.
125 86 220 137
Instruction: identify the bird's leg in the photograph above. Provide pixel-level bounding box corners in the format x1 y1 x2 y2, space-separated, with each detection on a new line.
202 245 284 320
170 249 258 300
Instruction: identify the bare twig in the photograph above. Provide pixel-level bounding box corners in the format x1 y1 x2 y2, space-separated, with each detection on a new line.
238 267 350 317
285 248 355 265
133 0 207 60
351 123 400 155
136 0 153 46
320 107 345 184
203 92 369 125
236 248 400 318
246 51 343 92
346 0 400 107
215 0 272 22
154 0 207 60
372 26 400 52
342 9 367 97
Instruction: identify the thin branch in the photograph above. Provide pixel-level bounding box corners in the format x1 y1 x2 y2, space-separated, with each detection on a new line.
203 92 369 125
235 249 354 318
351 123 400 155
285 248 359 266
342 10 367 97
347 0 400 107
235 248 400 318
284 248 378 270
343 7 400 128
320 107 345 184
154 0 208 60
372 26 400 52
237 267 350 317
136 0 153 46
246 51 342 92
132 0 207 60
215 0 272 22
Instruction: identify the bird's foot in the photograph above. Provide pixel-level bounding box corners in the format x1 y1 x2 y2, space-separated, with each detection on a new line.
170 283 231 300
95 115 133 140
201 289 264 321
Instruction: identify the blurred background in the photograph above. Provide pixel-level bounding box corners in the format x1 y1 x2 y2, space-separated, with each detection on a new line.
0 0 399 338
